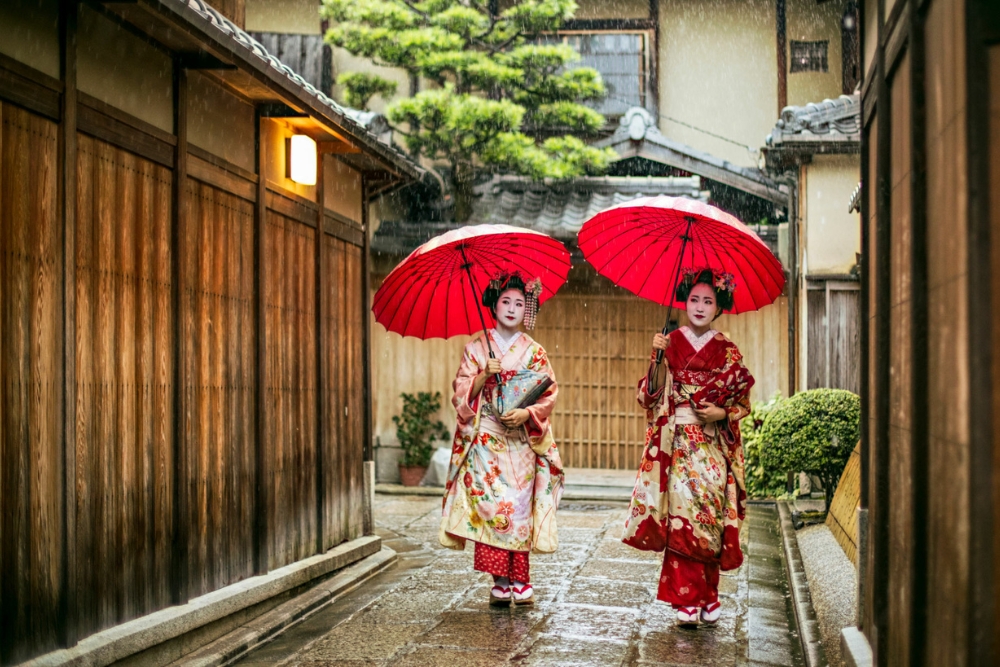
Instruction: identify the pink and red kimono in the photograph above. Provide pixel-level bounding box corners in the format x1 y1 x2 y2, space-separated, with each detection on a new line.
439 330 564 581
622 326 754 607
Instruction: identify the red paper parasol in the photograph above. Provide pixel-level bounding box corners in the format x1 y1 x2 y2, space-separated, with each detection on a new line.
577 196 785 362
372 224 570 342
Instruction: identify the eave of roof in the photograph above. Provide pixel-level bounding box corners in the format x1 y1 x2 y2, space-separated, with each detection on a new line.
765 94 861 149
100 0 421 185
595 108 789 207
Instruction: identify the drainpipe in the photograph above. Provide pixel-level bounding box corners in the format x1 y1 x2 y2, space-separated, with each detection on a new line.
780 170 799 399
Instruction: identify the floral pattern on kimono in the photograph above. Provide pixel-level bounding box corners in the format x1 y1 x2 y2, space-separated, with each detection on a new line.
439 331 564 554
622 328 753 574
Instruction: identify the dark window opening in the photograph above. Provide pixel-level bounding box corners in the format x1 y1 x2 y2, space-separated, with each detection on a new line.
535 31 650 118
790 40 829 73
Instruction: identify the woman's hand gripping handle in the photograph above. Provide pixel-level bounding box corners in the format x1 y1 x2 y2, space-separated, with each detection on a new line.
649 333 670 393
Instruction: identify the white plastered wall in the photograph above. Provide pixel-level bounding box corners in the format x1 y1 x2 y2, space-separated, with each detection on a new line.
0 0 59 78
657 0 778 168
786 0 849 107
246 0 321 34
796 152 861 390
77 4 174 133
188 72 256 172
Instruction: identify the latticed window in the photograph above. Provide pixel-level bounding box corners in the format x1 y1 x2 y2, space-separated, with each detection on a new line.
790 40 829 73
535 31 651 118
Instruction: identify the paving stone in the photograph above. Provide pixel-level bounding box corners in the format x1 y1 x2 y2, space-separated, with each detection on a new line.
418 611 543 650
515 636 631 666
235 497 805 667
564 578 655 609
534 604 639 642
393 647 510 667
592 538 663 562
555 511 616 529
296 621 433 661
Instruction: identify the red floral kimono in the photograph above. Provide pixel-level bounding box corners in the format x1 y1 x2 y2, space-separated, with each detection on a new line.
622 326 754 607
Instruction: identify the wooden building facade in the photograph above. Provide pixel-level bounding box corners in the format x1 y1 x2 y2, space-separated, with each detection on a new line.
0 0 417 663
851 0 999 664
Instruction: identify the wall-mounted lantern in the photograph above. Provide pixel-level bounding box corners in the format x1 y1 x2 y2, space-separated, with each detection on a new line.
286 134 317 185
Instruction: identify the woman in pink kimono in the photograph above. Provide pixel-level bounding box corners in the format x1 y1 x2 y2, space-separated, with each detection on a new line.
439 272 563 607
623 268 754 627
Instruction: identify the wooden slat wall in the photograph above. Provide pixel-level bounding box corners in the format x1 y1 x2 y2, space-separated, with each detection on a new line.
183 181 255 597
0 101 62 664
74 134 175 638
322 237 365 550
265 211 318 570
0 98 372 661
372 287 788 471
829 289 861 393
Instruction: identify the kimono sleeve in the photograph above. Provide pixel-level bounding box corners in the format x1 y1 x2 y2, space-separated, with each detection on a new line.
691 343 754 417
523 345 558 439
452 340 484 427
636 353 669 412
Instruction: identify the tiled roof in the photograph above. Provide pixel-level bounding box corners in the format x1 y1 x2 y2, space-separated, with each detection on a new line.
596 108 789 206
371 175 708 255
766 94 861 146
468 175 707 240
176 0 420 179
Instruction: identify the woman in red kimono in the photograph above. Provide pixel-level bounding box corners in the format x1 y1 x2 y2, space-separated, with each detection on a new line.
622 268 754 627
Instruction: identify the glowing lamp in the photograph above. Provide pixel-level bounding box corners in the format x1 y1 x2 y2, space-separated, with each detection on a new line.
286 134 317 185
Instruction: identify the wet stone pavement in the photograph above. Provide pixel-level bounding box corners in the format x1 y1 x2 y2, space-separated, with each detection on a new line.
235 496 803 667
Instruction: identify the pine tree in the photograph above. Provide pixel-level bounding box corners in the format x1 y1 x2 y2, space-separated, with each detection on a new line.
321 0 617 220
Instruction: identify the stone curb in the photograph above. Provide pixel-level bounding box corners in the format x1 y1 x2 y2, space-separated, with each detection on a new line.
173 547 398 666
777 500 828 667
20 537 385 667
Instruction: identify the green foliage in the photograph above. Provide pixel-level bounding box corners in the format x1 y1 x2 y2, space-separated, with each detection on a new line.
392 391 449 467
336 73 398 109
758 389 861 510
322 0 617 218
741 393 788 499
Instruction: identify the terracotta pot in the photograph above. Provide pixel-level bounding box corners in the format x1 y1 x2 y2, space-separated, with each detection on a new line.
398 464 428 487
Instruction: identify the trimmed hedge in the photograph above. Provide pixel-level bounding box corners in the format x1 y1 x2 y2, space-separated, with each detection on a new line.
741 393 789 499
758 388 860 509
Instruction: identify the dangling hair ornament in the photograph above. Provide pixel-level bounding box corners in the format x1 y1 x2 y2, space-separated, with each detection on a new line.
524 277 543 330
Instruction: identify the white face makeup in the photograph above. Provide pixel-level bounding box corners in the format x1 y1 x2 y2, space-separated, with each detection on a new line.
495 288 526 330
686 282 719 331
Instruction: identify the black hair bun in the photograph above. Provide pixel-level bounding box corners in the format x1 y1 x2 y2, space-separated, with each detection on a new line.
482 273 527 309
675 268 735 312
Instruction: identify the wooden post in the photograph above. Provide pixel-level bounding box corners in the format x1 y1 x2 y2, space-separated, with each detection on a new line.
776 0 787 111
170 61 190 605
253 110 270 574
362 180 373 465
361 178 374 537
58 0 78 647
965 0 995 658
315 150 327 554
907 6 929 659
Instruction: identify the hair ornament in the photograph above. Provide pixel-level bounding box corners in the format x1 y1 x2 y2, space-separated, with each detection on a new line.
523 277 543 330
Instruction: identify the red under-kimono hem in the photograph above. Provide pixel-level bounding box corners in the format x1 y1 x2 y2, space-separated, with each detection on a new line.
658 551 720 608
474 542 530 582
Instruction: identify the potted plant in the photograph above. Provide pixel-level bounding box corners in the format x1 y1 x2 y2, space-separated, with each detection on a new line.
392 391 449 487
